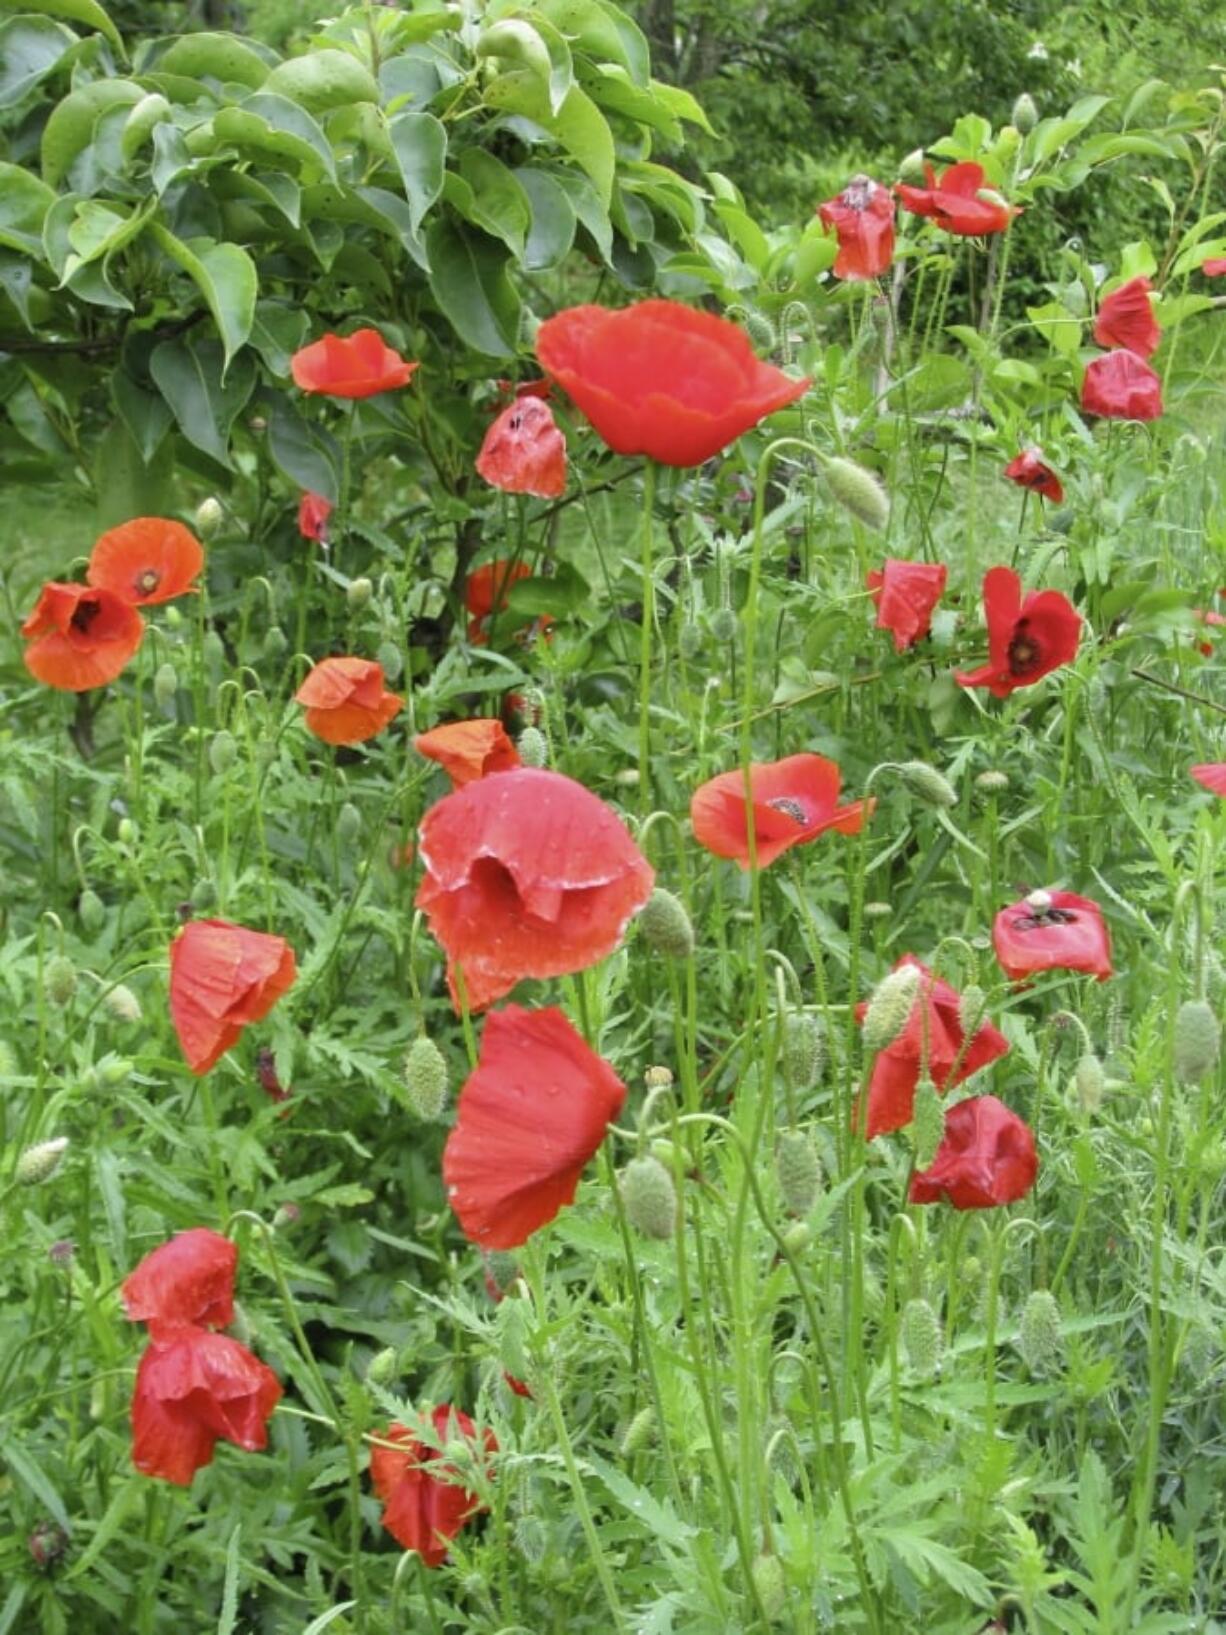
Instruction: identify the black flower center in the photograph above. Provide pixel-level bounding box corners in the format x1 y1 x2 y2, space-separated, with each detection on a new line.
766 796 808 825
136 569 160 596
1008 624 1042 676
1012 907 1077 931
70 598 101 634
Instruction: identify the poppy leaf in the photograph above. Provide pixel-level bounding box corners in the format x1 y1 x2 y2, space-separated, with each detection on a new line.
387 110 447 238
425 216 521 358
150 335 256 470
0 0 123 59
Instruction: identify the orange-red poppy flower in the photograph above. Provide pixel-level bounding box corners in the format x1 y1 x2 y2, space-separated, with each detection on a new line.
535 299 810 467
121 1229 237 1339
371 1408 497 1565
415 767 654 1012
896 162 1017 235
992 890 1113 983
1080 350 1163 420
1191 763 1226 796
1003 450 1064 503
298 491 333 542
1204 258 1226 277
294 656 403 745
854 954 1010 1138
476 397 567 498
86 517 204 606
290 328 417 399
443 1004 627 1247
415 719 521 788
131 1326 282 1485
465 559 531 643
1093 276 1160 359
867 560 947 652
690 754 870 871
818 175 895 280
21 581 145 691
1193 609 1226 656
908 1095 1038 1210
955 566 1080 697
169 919 297 1076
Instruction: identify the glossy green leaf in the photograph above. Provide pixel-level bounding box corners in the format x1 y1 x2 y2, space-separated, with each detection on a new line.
386 110 446 237
267 396 340 500
516 166 576 268
93 414 174 525
484 71 614 206
214 92 336 182
506 562 589 617
248 300 309 378
476 16 572 115
150 334 255 467
119 92 171 163
40 78 144 187
455 150 531 257
531 0 649 85
0 0 122 58
263 48 379 114
156 31 270 90
425 216 520 357
0 252 34 327
0 15 77 109
111 370 172 462
150 224 256 370
552 168 612 261
0 163 56 256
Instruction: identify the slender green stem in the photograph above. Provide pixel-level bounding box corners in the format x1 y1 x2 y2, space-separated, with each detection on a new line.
637 459 657 812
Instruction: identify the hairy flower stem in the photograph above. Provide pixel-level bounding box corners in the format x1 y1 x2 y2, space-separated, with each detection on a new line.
637 458 657 813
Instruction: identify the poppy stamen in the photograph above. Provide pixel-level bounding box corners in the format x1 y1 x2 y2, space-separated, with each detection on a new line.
136 569 161 596
765 796 809 825
1007 632 1041 675
69 598 102 634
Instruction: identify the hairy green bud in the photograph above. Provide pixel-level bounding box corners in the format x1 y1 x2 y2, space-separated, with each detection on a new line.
901 1296 943 1377
367 1346 398 1387
618 1405 656 1457
262 626 288 661
44 955 77 1008
709 606 738 645
910 1077 945 1168
823 456 890 531
346 576 373 611
1012 92 1039 133
1018 1289 1062 1373
1173 999 1220 1082
517 725 548 768
17 1137 69 1186
375 640 403 683
153 662 179 712
958 984 987 1040
78 888 106 935
751 1552 787 1622
1074 1051 1105 1113
336 801 362 846
620 1155 677 1239
102 984 142 1024
208 730 238 776
637 888 695 959
783 1012 824 1089
194 496 223 539
776 1129 822 1217
400 1035 448 1120
897 760 957 808
975 769 1010 792
862 964 920 1054
678 621 703 660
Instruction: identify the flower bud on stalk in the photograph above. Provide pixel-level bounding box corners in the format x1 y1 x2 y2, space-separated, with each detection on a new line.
153 662 178 712
783 1012 824 1088
102 984 142 1024
775 1129 822 1216
1012 92 1039 133
400 1035 448 1119
336 801 362 846
709 606 738 645
862 964 921 1054
78 889 106 934
910 1077 945 1168
44 956 77 1007
208 730 237 776
637 888 695 959
346 576 373 611
1173 999 1220 1082
1018 1289 1062 1373
897 760 958 808
516 725 548 768
17 1137 69 1186
618 1405 656 1457
195 496 224 539
901 1296 943 1377
620 1155 677 1239
958 984 987 1039
751 1552 787 1623
823 456 890 530
1074 1050 1105 1113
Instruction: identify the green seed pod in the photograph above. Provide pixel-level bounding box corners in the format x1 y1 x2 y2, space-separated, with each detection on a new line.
620 1155 677 1239
17 1137 69 1186
1018 1289 1062 1373
1173 999 1220 1082
742 310 778 352
976 769 1009 791
637 888 695 959
958 984 987 1039
910 1077 945 1168
781 1219 812 1255
78 888 106 934
862 965 921 1054
644 1065 674 1091
153 662 179 712
336 801 362 846
1012 92 1039 133
618 1405 656 1457
346 576 373 611
783 1012 823 1089
823 456 890 531
202 628 226 674
750 1552 787 1623
116 817 136 845
376 640 403 683
517 725 548 768
901 1296 943 1377
1074 1051 1105 1113
897 760 957 809
776 1129 822 1217
103 984 142 1024
678 621 703 659
400 1035 448 1120
208 730 238 776
366 1346 398 1387
194 496 223 539
44 955 77 1008
262 627 288 661
710 606 738 645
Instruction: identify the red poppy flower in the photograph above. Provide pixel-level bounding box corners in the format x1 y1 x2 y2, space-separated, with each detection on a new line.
443 1004 627 1247
896 162 1017 236
131 1326 281 1485
290 328 417 399
371 1408 497 1565
294 656 403 745
416 768 654 1012
298 491 333 543
121 1229 237 1338
992 889 1113 983
1191 763 1226 796
466 559 532 643
690 754 870 871
1203 258 1226 277
476 397 566 499
854 955 1010 1139
535 299 810 468
503 1372 533 1398
1194 609 1226 657
86 517 204 606
867 559 948 652
1080 350 1164 421
169 918 297 1076
21 582 145 691
817 175 895 281
256 1046 290 1103
1093 276 1160 358
908 1095 1038 1210
955 566 1081 698
415 720 521 788
1003 450 1064 503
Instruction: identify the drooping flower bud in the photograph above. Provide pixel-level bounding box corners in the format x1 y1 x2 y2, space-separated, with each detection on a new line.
823 456 890 531
208 730 238 776
1074 1051 1105 1113
861 964 921 1054
742 310 778 352
153 662 178 712
1173 999 1220 1082
644 1065 674 1091
781 1219 812 1255
678 621 703 659
102 983 142 1024
336 801 362 846
202 628 226 675
28 1521 70 1571
17 1136 69 1186
1018 1289 1062 1373
375 639 403 683
1012 92 1039 133
901 1296 943 1377
637 888 695 960
910 1076 945 1168
958 984 987 1039
367 1346 398 1387
194 496 224 539
400 1034 448 1119
483 1249 521 1300
751 1551 787 1622
78 888 106 935
620 1154 677 1239
517 725 548 768
897 760 957 808
775 1129 822 1216
709 606 738 645
272 1201 301 1230
263 627 288 661
618 1405 656 1457
783 1012 824 1089
346 576 373 611
975 769 1009 792
44 955 77 1008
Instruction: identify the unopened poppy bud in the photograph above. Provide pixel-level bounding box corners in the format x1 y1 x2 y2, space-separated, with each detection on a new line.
194 496 223 538
337 801 362 845
783 1012 824 1088
1018 1289 1062 1373
863 900 892 920
375 639 403 683
484 1249 521 1298
650 1139 679 1171
117 817 136 845
17 1136 69 1185
742 310 778 352
1012 92 1039 132
517 725 548 767
102 984 142 1024
99 1055 133 1085
776 1129 822 1216
710 606 738 645
637 888 695 959
346 576 373 610
514 1513 547 1563
976 769 1009 791
1025 888 1053 913
618 1404 656 1456
208 730 238 776
202 628 226 673
28 1520 70 1571
1174 999 1220 1082
823 456 890 530
751 1551 786 1622
153 662 178 711
781 1219 812 1255
272 1201 300 1230
644 1064 674 1091
897 760 957 808
263 627 288 661
366 1346 398 1386
400 1034 448 1119
44 955 77 1007
911 1077 945 1168
958 984 987 1039
78 888 106 934
620 1154 677 1239
678 621 703 659
862 964 921 1054
899 147 926 181
901 1296 943 1377
1074 1050 1105 1113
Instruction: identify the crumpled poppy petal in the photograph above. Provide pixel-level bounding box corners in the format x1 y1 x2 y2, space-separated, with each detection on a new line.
132 1327 281 1484
121 1228 237 1336
908 1095 1038 1209
992 890 1112 982
476 398 567 498
415 720 521 788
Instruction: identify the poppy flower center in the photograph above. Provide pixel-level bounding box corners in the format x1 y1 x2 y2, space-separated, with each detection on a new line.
70 598 102 635
765 796 809 825
841 175 878 211
135 568 161 596
1012 907 1077 931
1007 626 1042 676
